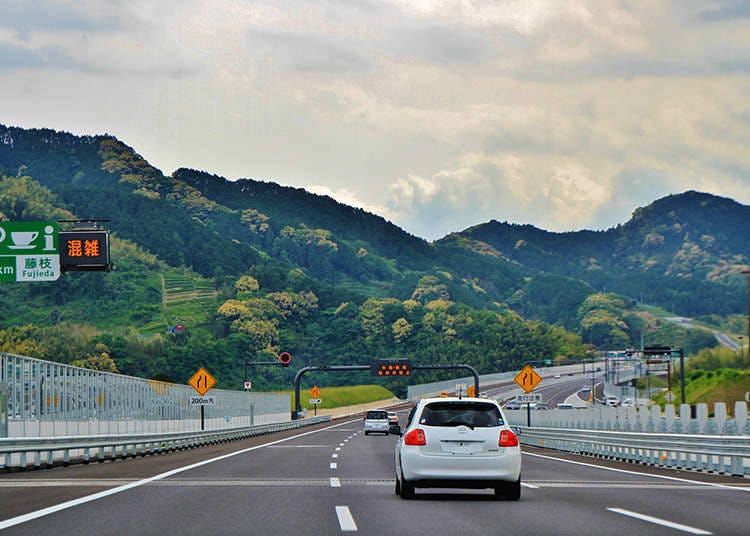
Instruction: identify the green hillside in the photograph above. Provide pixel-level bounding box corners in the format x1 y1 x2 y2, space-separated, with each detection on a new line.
653 368 750 410
443 192 750 318
0 124 744 392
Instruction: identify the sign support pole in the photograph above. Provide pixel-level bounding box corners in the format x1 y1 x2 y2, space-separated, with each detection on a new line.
200 405 205 431
0 391 6 438
678 348 685 405
292 363 481 420
526 401 531 428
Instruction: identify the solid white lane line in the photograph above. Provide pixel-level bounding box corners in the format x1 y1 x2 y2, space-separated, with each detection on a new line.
607 508 711 535
525 452 750 493
0 419 362 531
330 463 338 469
521 482 539 489
335 506 358 532
268 445 330 448
330 477 341 488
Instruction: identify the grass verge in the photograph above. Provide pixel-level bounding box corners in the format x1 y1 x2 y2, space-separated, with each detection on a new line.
277 384 396 410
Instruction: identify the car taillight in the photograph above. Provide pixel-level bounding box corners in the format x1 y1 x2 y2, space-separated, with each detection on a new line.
499 429 519 447
404 428 426 446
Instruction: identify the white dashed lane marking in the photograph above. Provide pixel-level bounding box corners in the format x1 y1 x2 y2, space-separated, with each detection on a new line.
335 506 357 532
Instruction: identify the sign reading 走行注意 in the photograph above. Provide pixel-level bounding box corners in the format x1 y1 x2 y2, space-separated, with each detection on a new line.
0 222 60 282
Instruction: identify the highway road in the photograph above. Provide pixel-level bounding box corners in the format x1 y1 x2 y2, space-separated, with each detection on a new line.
1 414 749 535
483 372 598 408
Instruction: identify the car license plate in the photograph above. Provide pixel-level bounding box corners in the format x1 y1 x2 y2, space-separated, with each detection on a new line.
441 441 483 454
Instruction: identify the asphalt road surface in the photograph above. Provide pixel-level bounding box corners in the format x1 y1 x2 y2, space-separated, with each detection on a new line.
1 415 748 535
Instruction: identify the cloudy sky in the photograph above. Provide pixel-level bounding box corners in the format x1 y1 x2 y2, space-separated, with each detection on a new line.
1 1 749 240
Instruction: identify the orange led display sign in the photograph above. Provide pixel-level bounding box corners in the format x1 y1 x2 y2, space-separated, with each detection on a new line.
59 230 111 272
371 359 412 377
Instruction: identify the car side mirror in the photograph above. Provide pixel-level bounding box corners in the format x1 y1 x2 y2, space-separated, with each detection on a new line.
511 426 522 436
389 424 402 436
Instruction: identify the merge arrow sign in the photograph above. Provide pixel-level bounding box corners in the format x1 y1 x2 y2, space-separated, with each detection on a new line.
514 365 542 393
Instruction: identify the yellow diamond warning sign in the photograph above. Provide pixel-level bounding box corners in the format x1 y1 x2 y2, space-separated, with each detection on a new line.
514 365 542 393
188 367 217 396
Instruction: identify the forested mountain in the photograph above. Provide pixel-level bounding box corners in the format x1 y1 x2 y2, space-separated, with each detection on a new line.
0 125 738 390
441 191 750 318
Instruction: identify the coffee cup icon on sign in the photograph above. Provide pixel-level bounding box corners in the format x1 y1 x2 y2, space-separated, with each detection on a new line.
9 231 38 249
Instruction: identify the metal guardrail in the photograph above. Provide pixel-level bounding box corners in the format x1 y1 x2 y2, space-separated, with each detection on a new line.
518 426 750 477
0 416 331 470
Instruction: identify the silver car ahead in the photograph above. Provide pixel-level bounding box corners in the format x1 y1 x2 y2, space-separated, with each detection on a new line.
364 410 390 435
393 397 522 500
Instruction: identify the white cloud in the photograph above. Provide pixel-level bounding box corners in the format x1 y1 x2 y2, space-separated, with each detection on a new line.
305 185 396 222
385 153 612 238
1 1 750 241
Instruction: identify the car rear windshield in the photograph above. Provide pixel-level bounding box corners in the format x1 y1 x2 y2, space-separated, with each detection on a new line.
366 411 388 419
419 401 503 428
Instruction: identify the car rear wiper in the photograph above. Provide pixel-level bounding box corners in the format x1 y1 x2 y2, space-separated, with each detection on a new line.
445 421 474 429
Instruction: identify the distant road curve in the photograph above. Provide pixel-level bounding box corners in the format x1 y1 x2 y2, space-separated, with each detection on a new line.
664 316 740 351
714 332 740 351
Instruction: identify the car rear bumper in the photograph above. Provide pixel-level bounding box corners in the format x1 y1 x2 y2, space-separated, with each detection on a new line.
400 447 521 484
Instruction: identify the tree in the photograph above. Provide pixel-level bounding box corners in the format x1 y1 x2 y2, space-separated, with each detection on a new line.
392 317 413 344
235 275 260 293
71 343 119 372
0 175 73 221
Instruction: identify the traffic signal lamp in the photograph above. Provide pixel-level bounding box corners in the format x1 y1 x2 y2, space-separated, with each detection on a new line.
371 359 412 377
279 352 292 367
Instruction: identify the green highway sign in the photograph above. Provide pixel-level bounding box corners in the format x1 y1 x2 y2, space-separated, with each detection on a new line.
0 257 14 280
0 222 60 282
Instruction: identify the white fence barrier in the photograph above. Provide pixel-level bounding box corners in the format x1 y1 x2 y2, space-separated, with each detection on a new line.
1 351 289 438
515 426 750 476
506 401 749 435
507 401 750 476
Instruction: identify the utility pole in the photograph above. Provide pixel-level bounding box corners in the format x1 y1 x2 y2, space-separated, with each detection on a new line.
740 336 744 371
743 270 750 377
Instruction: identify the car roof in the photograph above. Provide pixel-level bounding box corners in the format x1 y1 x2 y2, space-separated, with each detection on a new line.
419 396 499 405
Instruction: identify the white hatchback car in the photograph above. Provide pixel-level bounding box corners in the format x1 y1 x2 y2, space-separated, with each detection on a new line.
364 410 390 435
392 397 522 500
